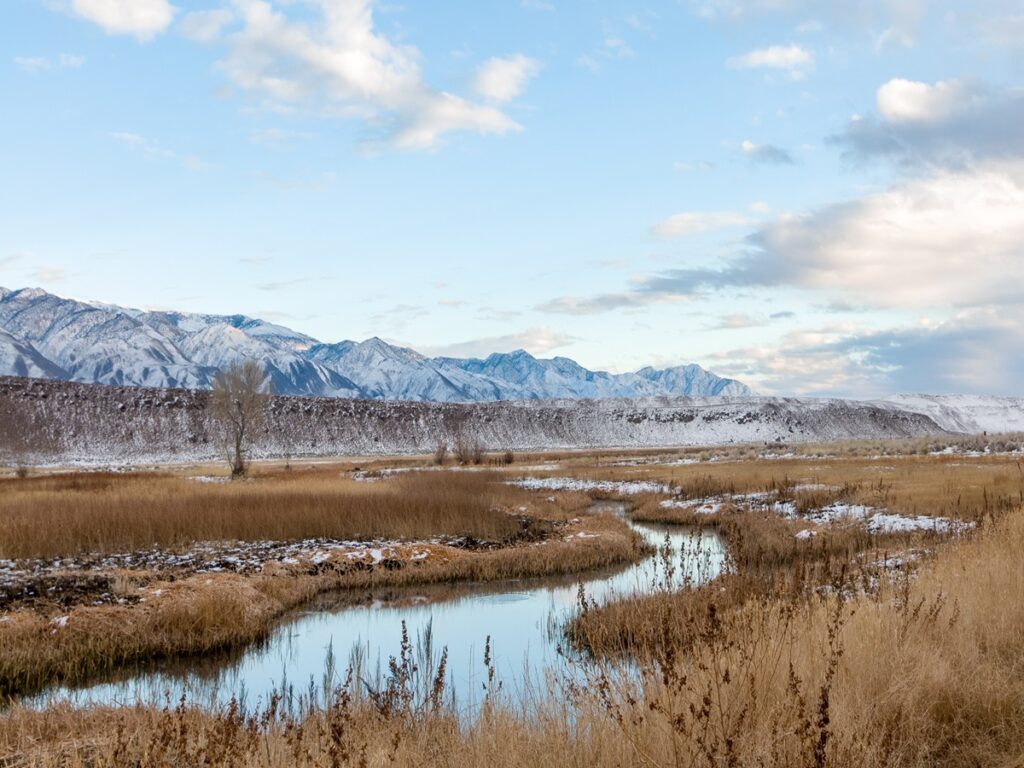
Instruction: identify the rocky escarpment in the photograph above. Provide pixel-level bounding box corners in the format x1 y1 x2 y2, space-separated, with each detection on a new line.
0 377 948 466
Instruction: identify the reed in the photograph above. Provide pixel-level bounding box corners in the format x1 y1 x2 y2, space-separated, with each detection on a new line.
0 470 536 560
5 504 1024 767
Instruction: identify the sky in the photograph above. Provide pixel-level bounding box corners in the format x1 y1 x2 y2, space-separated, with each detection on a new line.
2 0 1024 397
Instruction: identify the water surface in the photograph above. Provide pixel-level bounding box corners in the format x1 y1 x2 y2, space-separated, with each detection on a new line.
38 502 726 712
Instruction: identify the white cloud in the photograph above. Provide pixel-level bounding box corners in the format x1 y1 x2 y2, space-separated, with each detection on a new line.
710 308 1024 397
712 312 765 329
179 9 234 43
651 211 751 237
875 77 984 123
110 131 208 170
69 0 176 41
14 54 84 72
834 77 1024 167
30 265 73 283
472 54 540 103
13 57 51 73
541 162 1024 316
749 163 1024 308
219 0 522 151
673 160 715 172
110 131 170 156
418 327 577 358
727 44 813 78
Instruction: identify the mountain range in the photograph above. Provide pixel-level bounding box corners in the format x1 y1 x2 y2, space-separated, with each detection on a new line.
0 287 751 402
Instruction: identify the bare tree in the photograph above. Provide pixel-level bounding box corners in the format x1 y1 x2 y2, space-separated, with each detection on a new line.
210 361 273 478
453 431 485 466
0 401 48 477
433 438 449 466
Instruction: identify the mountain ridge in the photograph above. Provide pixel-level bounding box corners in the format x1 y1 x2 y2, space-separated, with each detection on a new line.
0 287 752 403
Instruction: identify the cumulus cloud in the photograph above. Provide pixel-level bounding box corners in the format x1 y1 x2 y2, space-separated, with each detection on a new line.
540 163 1024 314
727 44 813 78
833 78 1024 167
179 9 234 43
876 78 986 123
651 211 751 238
711 309 1024 397
217 0 523 151
741 140 795 164
472 54 540 103
69 0 176 41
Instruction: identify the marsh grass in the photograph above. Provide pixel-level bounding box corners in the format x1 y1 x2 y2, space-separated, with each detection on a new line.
0 513 643 700
4 504 1024 767
5 451 1024 766
0 470 539 560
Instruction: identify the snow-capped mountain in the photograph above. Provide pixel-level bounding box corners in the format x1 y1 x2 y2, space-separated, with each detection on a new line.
0 287 751 401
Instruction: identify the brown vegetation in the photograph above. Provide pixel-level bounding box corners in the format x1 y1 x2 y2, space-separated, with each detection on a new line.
0 470 538 561
0 469 644 698
3 448 1024 767
3 501 1024 767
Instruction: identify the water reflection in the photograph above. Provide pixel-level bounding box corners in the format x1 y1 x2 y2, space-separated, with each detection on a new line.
35 502 726 712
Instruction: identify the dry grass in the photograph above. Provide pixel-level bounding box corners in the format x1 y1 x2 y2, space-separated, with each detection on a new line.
3 504 1024 767
0 470 543 560
567 454 1024 657
0 508 642 699
4 450 1024 766
0 465 644 698
554 452 1024 525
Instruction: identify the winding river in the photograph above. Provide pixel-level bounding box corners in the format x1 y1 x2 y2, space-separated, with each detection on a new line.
36 502 726 712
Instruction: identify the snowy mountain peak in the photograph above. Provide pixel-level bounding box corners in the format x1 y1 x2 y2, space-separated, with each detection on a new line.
0 287 752 402
12 287 49 301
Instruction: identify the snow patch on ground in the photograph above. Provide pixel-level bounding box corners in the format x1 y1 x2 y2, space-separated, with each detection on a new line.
804 503 974 534
512 477 672 495
659 499 727 515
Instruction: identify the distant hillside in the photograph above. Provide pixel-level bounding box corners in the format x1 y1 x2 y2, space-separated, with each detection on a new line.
0 377 948 466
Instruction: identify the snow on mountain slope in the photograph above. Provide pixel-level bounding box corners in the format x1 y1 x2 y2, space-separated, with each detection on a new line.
0 378 949 466
0 288 209 389
178 325 361 398
877 395 1024 434
308 338 520 402
0 286 751 402
636 364 752 397
435 350 752 400
437 350 642 399
0 329 67 380
141 311 318 353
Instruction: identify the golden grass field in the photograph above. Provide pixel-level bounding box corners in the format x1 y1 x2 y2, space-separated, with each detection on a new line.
2 441 1024 766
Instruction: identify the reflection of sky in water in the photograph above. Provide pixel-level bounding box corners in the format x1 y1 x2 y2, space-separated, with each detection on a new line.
35 507 726 713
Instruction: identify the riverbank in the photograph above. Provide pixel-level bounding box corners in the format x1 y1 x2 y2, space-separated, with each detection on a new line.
5 500 1022 767
0 468 647 699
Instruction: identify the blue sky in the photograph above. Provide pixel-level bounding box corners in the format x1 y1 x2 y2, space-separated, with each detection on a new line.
3 0 1024 396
